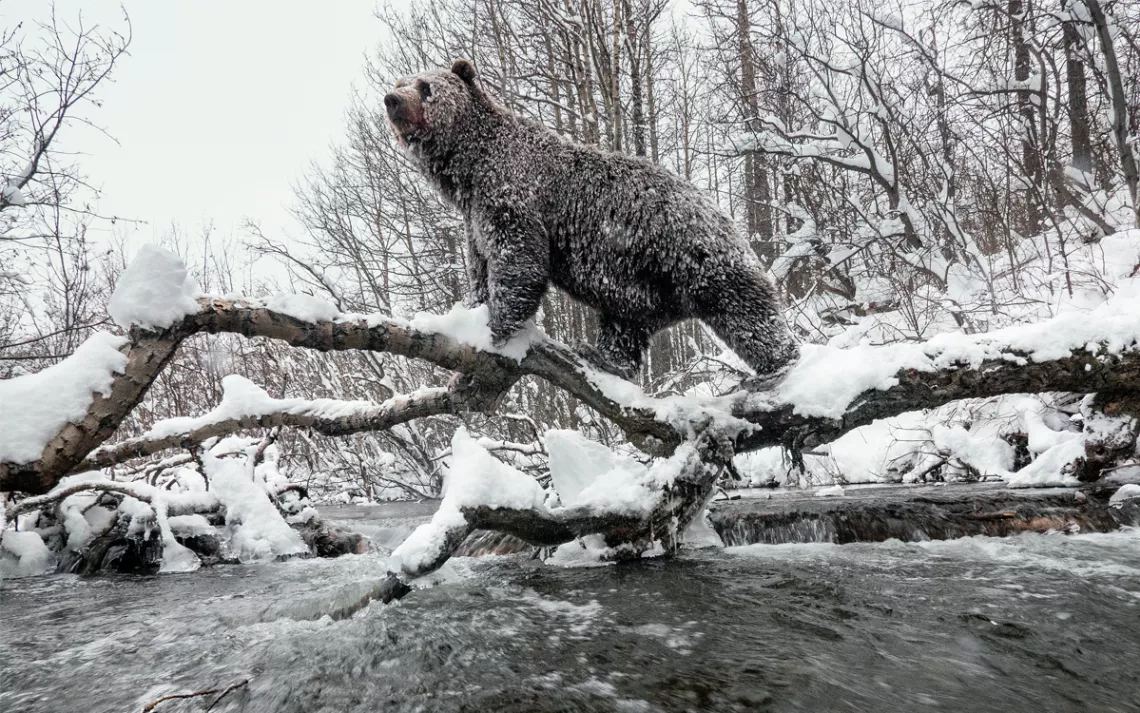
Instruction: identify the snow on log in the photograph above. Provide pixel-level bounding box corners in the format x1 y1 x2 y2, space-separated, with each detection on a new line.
0 332 128 465
388 428 725 581
3 282 1140 495
1 476 212 575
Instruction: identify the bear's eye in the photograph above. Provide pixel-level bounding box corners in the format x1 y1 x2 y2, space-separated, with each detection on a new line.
418 82 432 100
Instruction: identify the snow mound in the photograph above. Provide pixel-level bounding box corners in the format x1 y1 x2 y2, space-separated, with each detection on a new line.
0 530 57 578
108 245 201 330
443 428 548 510
546 429 695 515
1109 484 1140 508
265 293 340 322
167 514 215 537
209 458 308 562
409 303 536 361
0 332 128 464
546 430 646 507
389 428 548 575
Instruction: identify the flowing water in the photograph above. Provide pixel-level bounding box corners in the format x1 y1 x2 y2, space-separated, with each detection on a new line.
3 502 1139 713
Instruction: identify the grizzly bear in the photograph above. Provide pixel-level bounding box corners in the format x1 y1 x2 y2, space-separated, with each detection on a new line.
385 59 798 386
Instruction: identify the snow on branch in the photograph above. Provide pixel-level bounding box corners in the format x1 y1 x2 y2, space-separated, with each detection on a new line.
386 429 725 581
80 377 453 472
4 274 1140 494
735 289 1140 451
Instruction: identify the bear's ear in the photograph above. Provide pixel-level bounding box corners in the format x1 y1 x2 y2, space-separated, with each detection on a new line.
451 59 478 86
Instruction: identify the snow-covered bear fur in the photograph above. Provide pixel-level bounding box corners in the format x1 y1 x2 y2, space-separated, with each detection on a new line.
385 59 798 383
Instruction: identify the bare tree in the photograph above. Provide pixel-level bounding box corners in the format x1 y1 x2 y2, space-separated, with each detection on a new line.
0 5 131 372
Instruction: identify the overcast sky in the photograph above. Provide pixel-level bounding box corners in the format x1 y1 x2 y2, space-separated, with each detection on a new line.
8 0 400 265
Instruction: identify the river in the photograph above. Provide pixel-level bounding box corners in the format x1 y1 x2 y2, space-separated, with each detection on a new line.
2 502 1139 712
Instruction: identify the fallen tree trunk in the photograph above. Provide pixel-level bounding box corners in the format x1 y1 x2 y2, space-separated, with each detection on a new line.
732 347 1140 453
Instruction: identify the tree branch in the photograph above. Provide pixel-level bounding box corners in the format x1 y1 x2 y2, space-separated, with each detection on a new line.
80 388 454 473
3 295 1139 496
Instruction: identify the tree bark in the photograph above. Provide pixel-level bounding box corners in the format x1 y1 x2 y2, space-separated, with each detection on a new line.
736 0 774 258
1084 0 1140 227
1063 7 1092 175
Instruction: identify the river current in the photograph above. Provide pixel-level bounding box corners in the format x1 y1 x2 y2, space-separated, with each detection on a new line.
2 504 1138 712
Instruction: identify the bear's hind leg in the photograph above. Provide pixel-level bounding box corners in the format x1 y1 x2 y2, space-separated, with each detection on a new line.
697 272 799 389
577 316 651 380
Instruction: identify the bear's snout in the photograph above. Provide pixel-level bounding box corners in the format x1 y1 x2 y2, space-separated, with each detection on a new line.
384 88 426 142
384 93 406 121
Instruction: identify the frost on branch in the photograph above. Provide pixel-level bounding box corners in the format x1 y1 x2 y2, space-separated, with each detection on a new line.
108 245 201 330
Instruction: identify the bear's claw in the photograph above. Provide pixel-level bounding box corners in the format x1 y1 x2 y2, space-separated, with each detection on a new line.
574 343 638 381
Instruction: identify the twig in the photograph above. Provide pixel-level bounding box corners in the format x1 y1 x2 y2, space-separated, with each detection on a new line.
141 679 249 713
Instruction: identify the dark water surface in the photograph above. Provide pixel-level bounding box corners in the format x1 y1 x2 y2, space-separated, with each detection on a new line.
2 504 1138 713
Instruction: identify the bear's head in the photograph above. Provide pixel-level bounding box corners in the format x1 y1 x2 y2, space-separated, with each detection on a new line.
385 59 494 146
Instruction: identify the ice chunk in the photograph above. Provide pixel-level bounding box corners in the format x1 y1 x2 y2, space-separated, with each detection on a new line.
159 538 201 573
167 514 215 536
682 508 724 548
108 245 201 330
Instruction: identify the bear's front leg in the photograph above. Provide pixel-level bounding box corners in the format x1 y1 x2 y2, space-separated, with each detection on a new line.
480 206 549 346
465 222 489 307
